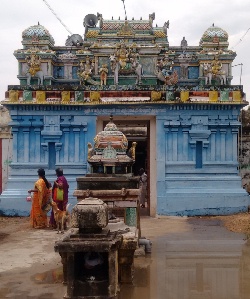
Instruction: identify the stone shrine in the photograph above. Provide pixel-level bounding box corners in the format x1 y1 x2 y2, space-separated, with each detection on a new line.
73 116 141 230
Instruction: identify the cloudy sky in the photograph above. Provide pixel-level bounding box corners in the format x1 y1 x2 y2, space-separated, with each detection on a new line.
0 0 249 103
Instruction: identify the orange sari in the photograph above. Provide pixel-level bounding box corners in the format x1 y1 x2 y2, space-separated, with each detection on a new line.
30 178 49 228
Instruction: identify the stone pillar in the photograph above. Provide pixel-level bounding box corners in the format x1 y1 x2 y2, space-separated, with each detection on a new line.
55 143 62 164
220 129 227 161
210 129 217 161
165 128 169 161
232 128 239 162
82 126 88 161
11 128 18 163
125 208 137 226
171 128 179 161
34 128 41 163
63 128 70 163
73 128 80 162
118 239 137 284
23 128 30 163
182 128 189 161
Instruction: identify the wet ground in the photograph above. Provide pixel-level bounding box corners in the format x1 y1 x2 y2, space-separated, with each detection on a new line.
0 215 250 299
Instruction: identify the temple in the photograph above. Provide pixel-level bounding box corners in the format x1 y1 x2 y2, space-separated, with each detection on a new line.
0 12 249 216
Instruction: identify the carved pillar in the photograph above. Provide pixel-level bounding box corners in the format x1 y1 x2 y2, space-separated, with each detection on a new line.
229 62 232 77
165 128 170 161
220 129 227 161
11 128 18 163
182 128 189 161
82 126 88 161
73 128 80 162
41 143 49 164
232 128 239 162
55 143 62 164
63 128 70 163
171 128 179 161
23 128 30 163
210 129 217 161
34 128 41 163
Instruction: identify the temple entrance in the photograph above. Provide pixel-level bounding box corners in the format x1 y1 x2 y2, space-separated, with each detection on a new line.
102 119 150 215
97 115 156 217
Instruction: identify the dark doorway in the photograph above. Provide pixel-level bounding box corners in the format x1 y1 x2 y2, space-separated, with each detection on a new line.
103 119 150 215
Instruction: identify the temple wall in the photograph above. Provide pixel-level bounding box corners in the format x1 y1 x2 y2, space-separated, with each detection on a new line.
155 106 249 216
0 104 249 216
0 107 12 195
0 108 97 215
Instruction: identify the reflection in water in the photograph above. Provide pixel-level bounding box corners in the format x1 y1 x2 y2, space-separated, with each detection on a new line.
28 237 250 299
32 267 64 284
119 237 249 299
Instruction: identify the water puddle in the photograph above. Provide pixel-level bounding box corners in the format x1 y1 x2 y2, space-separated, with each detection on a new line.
1 218 250 298
118 236 250 299
32 267 64 284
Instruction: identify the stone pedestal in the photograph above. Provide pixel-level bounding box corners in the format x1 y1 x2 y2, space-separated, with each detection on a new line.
55 229 122 299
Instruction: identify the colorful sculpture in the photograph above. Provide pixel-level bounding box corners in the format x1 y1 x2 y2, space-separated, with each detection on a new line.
26 54 44 85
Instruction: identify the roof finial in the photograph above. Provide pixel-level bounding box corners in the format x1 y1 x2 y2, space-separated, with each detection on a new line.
110 114 113 122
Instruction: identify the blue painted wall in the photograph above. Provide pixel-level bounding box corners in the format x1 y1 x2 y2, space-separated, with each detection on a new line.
0 104 249 216
156 105 249 215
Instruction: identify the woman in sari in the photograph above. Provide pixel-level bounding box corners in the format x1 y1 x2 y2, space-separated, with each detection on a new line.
49 167 69 228
28 168 51 229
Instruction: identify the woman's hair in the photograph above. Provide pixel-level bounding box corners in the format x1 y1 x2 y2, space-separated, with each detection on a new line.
55 167 63 177
37 168 50 189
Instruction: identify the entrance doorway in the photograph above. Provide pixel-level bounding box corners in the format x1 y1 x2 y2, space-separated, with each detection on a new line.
102 119 150 215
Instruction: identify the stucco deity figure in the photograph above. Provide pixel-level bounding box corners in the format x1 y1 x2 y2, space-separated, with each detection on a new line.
163 20 169 36
149 12 155 26
157 53 173 77
87 142 95 159
99 64 108 85
26 54 41 76
26 54 44 85
203 61 226 85
211 55 222 75
77 57 94 85
127 142 137 161
115 43 130 69
131 58 143 85
181 37 188 50
109 54 119 85
155 54 178 85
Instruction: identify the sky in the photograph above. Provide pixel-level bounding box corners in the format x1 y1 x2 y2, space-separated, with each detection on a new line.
0 0 250 104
